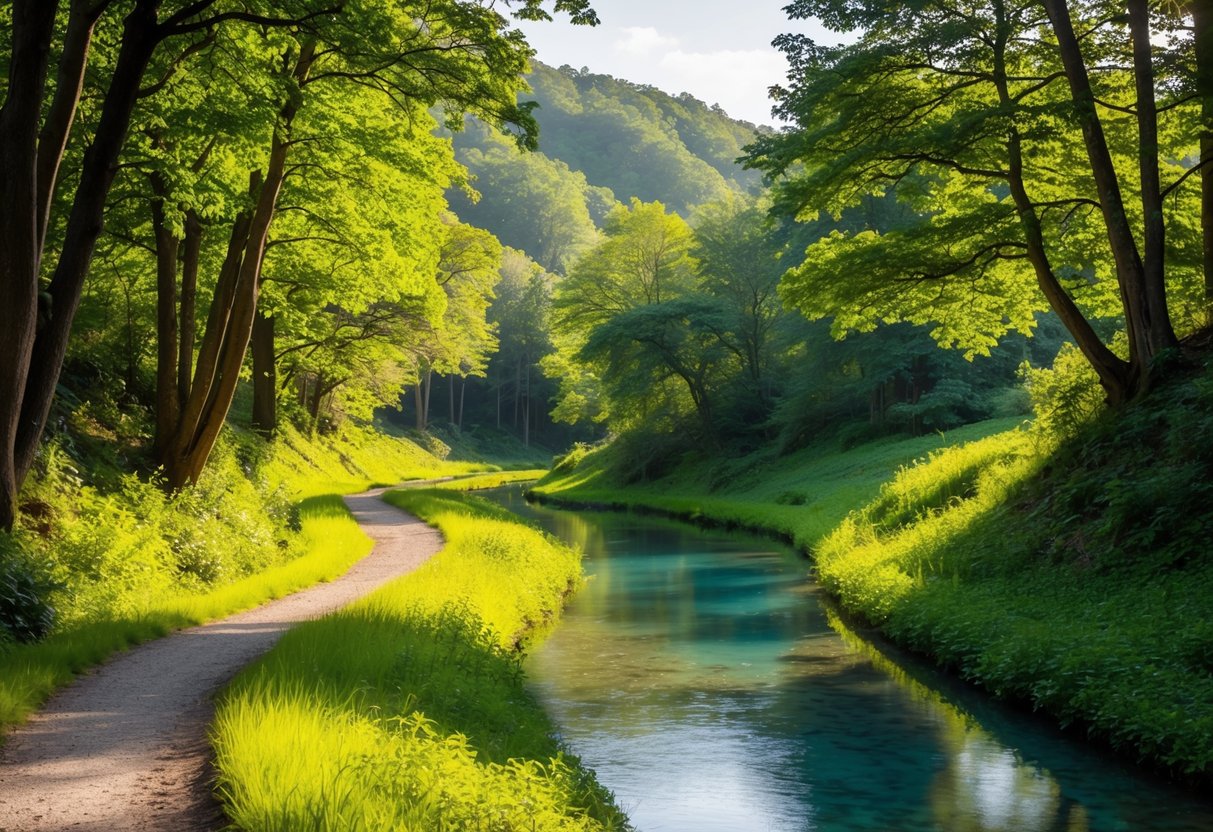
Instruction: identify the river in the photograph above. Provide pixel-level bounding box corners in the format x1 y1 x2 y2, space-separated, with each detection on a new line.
484 486 1213 832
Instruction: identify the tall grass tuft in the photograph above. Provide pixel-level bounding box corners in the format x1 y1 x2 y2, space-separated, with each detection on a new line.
211 488 627 832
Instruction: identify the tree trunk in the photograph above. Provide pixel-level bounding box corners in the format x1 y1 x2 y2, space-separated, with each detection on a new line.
513 358 521 428
414 382 426 431
0 1 59 531
422 368 433 427
308 375 325 422
1041 0 1176 388
35 0 100 256
1195 0 1213 317
1127 0 1176 350
448 374 455 426
14 1 162 488
179 211 202 404
251 309 277 436
458 380 466 429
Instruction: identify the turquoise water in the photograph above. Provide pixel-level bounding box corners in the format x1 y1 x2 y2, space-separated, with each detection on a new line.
485 487 1213 832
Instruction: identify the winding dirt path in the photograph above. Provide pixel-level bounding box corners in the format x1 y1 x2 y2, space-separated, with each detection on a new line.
0 487 441 832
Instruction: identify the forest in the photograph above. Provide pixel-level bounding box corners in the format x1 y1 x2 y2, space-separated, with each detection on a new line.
2 0 1213 829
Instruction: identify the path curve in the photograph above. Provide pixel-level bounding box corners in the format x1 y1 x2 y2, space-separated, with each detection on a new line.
0 487 442 832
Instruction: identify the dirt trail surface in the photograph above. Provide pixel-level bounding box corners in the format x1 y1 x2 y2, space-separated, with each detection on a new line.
0 487 442 832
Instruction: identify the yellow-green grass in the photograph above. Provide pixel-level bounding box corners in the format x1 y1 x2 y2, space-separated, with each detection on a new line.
0 495 370 730
211 488 626 832
811 409 1213 778
415 469 548 493
264 423 503 499
0 425 501 735
532 418 1021 552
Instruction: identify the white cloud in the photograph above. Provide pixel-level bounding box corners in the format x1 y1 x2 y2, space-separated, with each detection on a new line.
614 26 681 56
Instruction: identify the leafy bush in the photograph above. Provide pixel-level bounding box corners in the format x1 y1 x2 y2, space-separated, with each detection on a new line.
0 538 57 644
1022 343 1104 441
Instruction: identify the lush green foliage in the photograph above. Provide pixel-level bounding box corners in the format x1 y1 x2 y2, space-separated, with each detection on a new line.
213 488 626 831
532 419 1018 551
747 0 1204 403
0 410 498 730
540 361 1213 778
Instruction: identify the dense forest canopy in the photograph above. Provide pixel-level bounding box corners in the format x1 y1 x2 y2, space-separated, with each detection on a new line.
3 0 1210 531
0 0 593 531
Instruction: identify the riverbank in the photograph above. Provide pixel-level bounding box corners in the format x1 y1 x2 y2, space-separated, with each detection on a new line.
531 381 1213 784
212 487 627 831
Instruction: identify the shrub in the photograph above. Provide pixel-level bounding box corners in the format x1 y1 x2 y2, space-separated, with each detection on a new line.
1022 343 1104 442
0 536 57 644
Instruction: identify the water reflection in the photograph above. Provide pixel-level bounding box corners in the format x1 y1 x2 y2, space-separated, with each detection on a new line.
486 488 1213 832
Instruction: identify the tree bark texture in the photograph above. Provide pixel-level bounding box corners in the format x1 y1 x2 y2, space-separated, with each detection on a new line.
1041 0 1177 392
251 310 277 436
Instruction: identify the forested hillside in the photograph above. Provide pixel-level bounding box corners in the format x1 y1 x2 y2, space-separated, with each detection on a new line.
428 61 1060 459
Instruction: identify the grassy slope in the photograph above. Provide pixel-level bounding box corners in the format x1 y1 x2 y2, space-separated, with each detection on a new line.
0 423 511 732
533 396 1213 782
532 418 1022 551
212 488 626 832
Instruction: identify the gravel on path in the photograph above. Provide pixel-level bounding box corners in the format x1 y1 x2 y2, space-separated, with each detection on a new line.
0 487 442 832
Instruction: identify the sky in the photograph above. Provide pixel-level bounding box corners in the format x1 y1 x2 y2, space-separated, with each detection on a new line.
515 1 844 127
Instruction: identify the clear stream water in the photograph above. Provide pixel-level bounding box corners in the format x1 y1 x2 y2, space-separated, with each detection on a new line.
484 486 1213 832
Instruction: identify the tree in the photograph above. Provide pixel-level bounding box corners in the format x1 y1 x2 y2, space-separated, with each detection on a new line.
552 199 698 332
0 0 598 529
0 0 342 530
409 219 502 431
549 199 712 434
579 298 734 438
691 196 788 412
747 0 1202 406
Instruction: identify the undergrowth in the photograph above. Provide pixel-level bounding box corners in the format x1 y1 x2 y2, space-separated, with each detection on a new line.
212 488 626 832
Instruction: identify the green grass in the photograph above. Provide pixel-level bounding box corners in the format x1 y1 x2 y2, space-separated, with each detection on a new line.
211 487 625 832
0 423 506 735
533 418 1021 551
421 469 548 493
0 495 371 729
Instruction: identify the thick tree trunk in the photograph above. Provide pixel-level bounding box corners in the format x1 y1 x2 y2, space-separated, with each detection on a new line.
151 188 181 457
161 163 285 488
251 309 277 436
1127 0 1176 351
0 1 59 531
448 374 455 426
1195 0 1213 317
35 0 100 255
179 211 202 404
14 2 162 487
458 380 466 429
1041 0 1176 388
